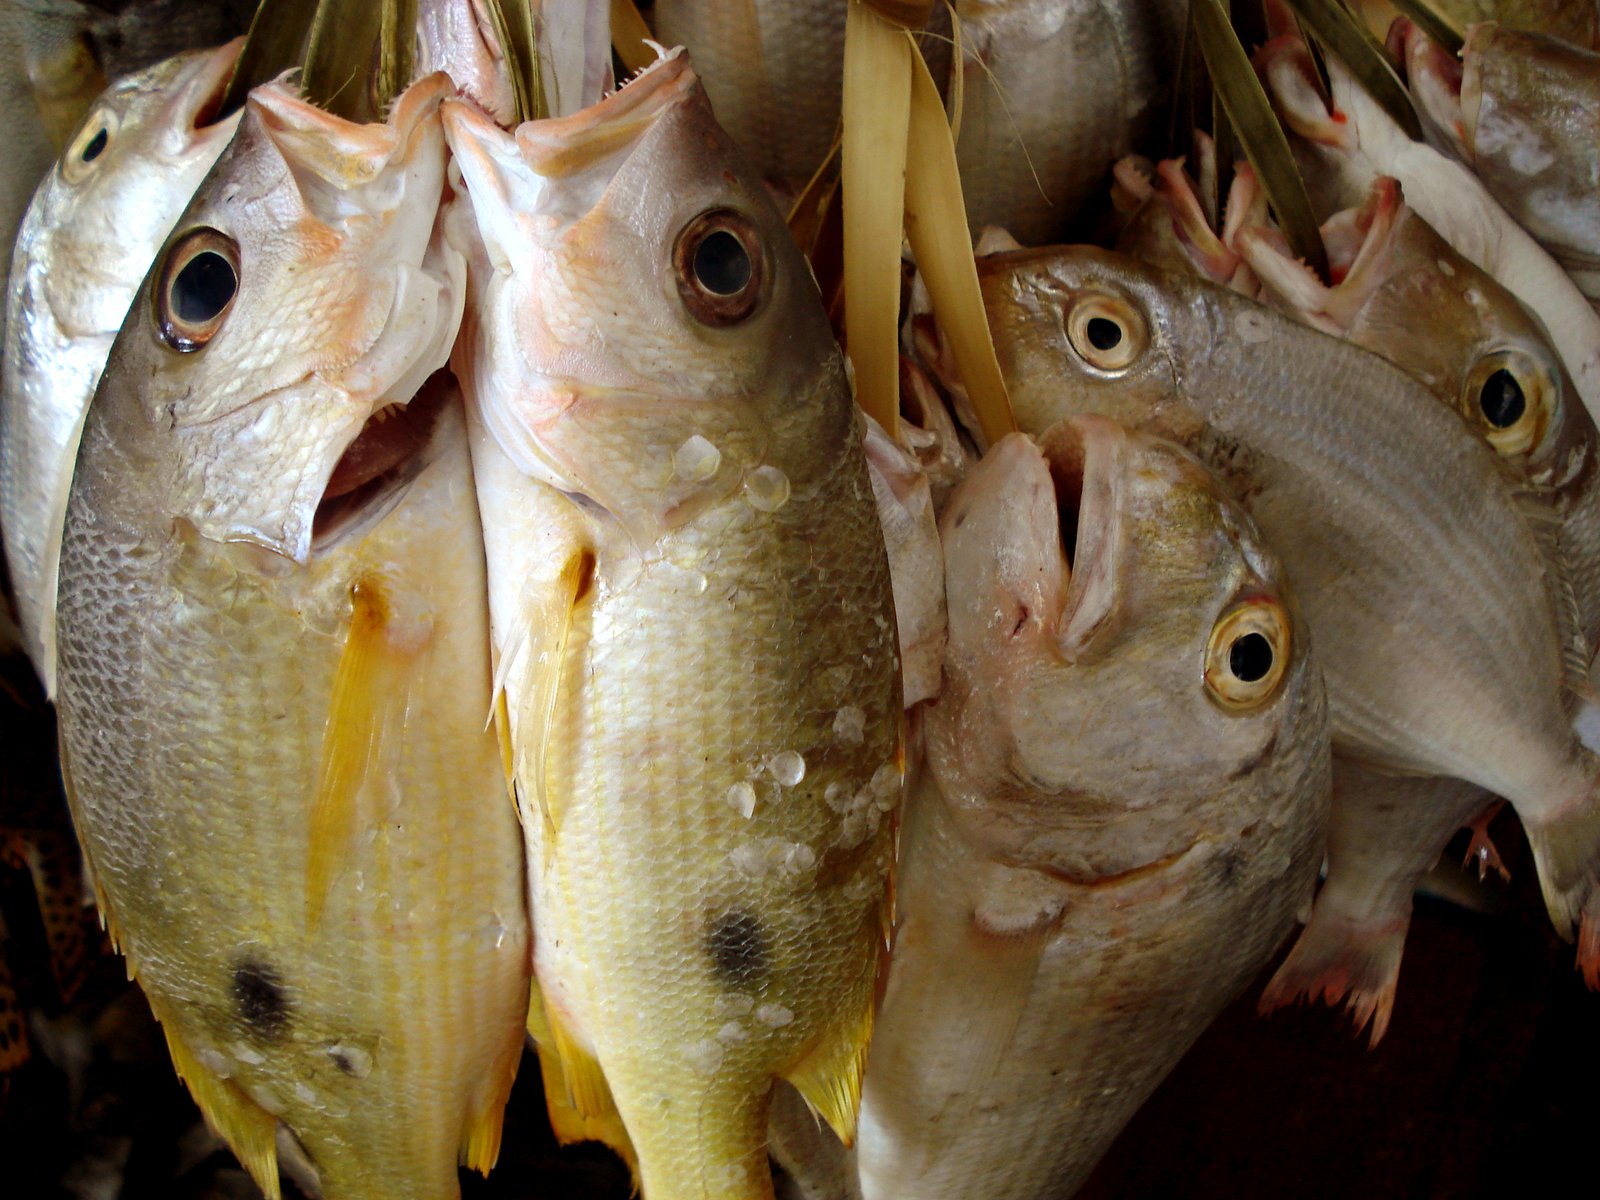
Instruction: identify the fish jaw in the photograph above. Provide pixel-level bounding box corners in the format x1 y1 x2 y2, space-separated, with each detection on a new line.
106 71 464 564
444 49 846 541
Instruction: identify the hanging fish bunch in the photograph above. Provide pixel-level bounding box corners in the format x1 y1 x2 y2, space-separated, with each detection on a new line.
0 0 1596 1197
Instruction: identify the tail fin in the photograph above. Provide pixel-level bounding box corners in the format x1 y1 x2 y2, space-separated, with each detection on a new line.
1522 774 1600 954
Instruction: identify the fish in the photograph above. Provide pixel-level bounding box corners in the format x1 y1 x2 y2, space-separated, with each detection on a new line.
1221 177 1600 1028
975 244 1600 974
52 73 530 1200
1401 19 1600 304
1234 175 1600 638
848 418 1327 1199
0 1 254 333
442 46 901 1200
1254 4 1600 422
945 0 1189 246
1384 0 1600 49
1 39 243 696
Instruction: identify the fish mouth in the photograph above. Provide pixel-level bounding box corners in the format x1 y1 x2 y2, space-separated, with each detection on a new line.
1391 18 1471 155
511 44 695 199
311 369 453 550
169 36 245 136
1037 415 1123 657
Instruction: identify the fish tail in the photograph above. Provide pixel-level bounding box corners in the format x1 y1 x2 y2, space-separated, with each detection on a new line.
1258 905 1406 1047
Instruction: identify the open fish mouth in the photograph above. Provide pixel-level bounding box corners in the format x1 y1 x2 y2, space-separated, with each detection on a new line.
1038 415 1122 657
311 369 453 549
161 35 245 138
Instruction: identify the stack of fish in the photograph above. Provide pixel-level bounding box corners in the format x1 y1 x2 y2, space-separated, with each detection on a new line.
0 1 1596 1198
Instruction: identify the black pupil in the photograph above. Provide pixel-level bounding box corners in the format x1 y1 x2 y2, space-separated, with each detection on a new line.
81 126 108 162
1479 368 1526 429
171 250 237 325
1086 316 1123 351
1229 632 1274 684
693 229 752 296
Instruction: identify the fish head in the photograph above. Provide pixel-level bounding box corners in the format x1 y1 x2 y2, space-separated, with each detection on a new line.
1239 176 1591 489
931 418 1324 881
26 39 244 337
974 245 1202 441
89 71 463 563
442 47 845 537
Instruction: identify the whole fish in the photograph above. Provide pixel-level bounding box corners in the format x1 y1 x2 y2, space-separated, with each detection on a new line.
1224 178 1600 1027
653 0 849 194
53 74 529 1200
1402 20 1600 302
977 245 1600 972
443 48 900 1200
948 0 1188 245
1254 7 1600 421
850 419 1327 1199
1 39 242 696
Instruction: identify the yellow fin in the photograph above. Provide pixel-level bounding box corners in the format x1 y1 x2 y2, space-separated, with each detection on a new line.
458 1031 521 1176
512 548 593 844
527 983 638 1178
780 987 876 1147
161 1024 280 1199
307 577 415 926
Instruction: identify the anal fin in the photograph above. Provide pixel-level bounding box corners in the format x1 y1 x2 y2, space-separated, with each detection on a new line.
527 980 637 1178
160 1022 280 1199
779 982 875 1148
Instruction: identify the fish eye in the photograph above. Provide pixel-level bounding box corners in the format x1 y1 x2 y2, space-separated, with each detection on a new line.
62 109 119 184
1204 598 1290 710
1460 349 1553 458
674 208 765 326
1066 295 1145 372
155 227 240 352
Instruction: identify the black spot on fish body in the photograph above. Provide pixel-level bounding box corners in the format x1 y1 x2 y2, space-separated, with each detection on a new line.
232 957 289 1039
706 911 768 985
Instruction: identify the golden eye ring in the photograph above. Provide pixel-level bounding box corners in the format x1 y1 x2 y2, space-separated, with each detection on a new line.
1460 348 1554 458
1204 597 1291 711
1064 293 1146 373
62 108 120 185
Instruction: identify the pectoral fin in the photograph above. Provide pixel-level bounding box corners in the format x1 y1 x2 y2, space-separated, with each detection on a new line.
307 576 417 926
510 547 594 845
